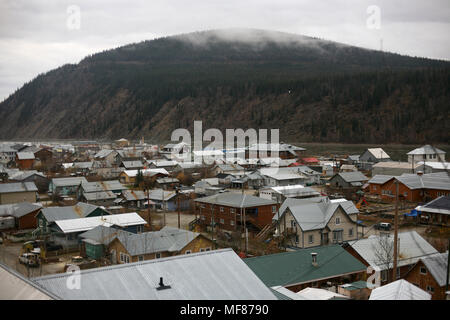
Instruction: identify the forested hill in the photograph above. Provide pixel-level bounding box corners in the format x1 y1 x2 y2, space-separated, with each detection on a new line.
0 29 449 143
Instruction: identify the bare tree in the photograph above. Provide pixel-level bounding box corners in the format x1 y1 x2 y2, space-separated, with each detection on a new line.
372 234 394 283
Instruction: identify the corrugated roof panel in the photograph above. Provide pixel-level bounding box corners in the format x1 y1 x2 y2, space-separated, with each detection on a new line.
32 249 277 300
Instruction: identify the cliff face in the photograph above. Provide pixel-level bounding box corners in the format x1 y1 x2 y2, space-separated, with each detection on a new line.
0 29 449 143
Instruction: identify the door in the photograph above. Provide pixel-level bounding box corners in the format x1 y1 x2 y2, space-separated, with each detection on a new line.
321 233 329 245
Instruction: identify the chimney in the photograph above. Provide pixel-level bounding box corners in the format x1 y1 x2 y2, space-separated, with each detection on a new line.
157 277 171 290
311 252 318 267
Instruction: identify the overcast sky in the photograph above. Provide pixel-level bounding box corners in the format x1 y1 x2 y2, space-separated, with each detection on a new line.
0 0 449 102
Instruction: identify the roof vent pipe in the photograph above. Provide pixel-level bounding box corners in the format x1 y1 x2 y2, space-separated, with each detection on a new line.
157 277 171 290
311 252 318 267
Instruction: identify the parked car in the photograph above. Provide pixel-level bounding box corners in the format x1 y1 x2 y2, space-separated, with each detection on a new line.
19 253 40 267
375 222 392 231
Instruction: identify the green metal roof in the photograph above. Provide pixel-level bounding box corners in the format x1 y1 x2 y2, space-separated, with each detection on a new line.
244 245 367 287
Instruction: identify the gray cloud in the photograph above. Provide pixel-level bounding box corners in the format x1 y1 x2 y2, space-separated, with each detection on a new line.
0 0 449 101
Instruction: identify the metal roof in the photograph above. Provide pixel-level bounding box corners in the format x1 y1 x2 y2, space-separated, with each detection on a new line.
275 196 358 231
8 170 47 181
83 191 117 201
148 189 176 201
51 177 88 187
32 248 277 300
40 202 106 222
418 161 450 170
244 245 367 287
54 212 146 234
369 279 431 300
348 231 438 271
115 226 201 255
0 262 56 300
259 167 306 181
420 252 448 287
81 180 127 193
369 174 395 185
0 182 38 194
121 160 144 168
0 202 42 218
372 161 421 169
16 152 35 160
333 171 369 183
396 172 450 190
122 189 147 201
415 196 450 216
195 192 276 208
79 225 133 245
72 162 94 169
365 148 391 159
94 149 115 158
296 287 349 300
407 145 445 155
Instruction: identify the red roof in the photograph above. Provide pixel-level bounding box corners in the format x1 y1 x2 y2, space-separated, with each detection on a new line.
238 252 247 258
302 157 319 163
288 162 301 167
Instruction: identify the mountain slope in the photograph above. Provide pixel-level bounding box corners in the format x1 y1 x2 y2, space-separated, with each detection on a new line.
0 29 449 143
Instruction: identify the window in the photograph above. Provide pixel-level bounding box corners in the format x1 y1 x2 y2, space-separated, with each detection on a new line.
185 250 191 254
220 207 224 212
420 267 427 275
120 252 130 264
426 286 434 293
290 220 296 227
155 253 161 259
201 215 205 220
205 247 211 251
373 186 377 190
230 220 235 226
381 270 388 282
138 255 144 262
231 208 236 214
396 267 401 279
335 217 341 225
308 235 314 244
295 234 299 244
220 218 224 224
349 228 353 237
272 206 277 213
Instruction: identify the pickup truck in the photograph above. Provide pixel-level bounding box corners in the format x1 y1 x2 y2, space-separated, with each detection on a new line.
19 253 40 267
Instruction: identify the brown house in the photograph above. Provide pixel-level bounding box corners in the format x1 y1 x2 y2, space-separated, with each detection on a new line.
404 252 448 300
368 172 450 203
15 152 35 170
344 231 439 285
0 202 41 230
194 192 278 232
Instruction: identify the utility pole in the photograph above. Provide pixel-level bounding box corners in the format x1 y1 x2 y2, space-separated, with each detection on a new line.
392 180 399 282
446 238 450 292
211 204 215 249
147 188 152 231
176 187 180 229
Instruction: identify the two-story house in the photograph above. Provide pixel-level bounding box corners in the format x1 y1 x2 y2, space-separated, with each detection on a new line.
274 196 359 248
